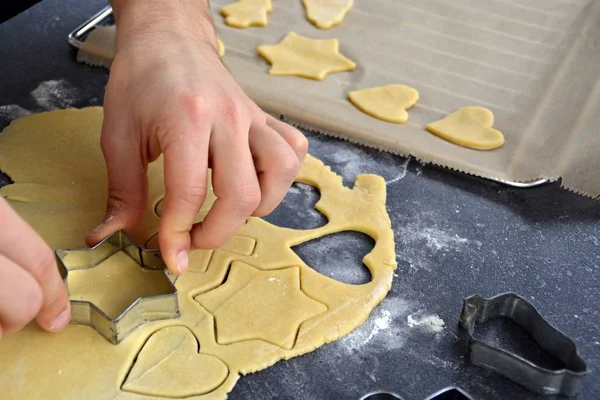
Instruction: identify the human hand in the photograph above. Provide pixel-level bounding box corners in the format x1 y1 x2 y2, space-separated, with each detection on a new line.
0 197 71 338
87 0 308 275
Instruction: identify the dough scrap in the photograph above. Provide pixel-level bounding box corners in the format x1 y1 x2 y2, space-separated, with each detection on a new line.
0 108 396 399
258 32 356 80
217 37 225 57
221 0 272 28
348 84 419 124
302 0 354 29
426 107 505 150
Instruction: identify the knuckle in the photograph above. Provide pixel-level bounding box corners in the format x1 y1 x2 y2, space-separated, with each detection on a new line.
278 157 302 180
234 186 261 212
16 284 43 329
29 246 58 281
173 184 207 206
178 92 210 119
290 132 309 156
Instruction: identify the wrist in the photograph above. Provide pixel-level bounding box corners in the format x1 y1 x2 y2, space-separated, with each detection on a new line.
110 0 216 51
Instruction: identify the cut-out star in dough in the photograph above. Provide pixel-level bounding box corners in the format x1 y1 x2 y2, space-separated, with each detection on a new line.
303 0 354 29
221 0 272 28
258 32 356 80
195 262 327 349
348 84 419 124
426 106 505 150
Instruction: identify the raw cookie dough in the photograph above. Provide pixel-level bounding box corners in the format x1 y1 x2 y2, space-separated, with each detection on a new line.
67 251 174 319
348 84 419 124
221 0 272 28
426 107 505 150
217 38 225 57
302 0 354 29
258 32 356 80
0 108 396 399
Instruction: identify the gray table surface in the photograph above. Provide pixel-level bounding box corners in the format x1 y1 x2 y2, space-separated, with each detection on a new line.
1 1 599 399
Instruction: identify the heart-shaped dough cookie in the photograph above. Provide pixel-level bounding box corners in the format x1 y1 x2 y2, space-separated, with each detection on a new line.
425 106 505 150
302 0 354 30
348 84 419 123
122 326 229 398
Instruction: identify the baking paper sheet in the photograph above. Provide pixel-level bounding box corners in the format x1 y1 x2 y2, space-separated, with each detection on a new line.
78 0 600 197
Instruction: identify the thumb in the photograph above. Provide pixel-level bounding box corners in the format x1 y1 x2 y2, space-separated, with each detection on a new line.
86 125 148 247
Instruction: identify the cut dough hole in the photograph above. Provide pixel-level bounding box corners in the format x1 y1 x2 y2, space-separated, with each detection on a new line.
262 182 328 230
292 231 374 285
0 170 13 187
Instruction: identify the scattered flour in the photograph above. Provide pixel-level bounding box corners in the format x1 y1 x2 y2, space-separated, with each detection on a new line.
0 105 31 121
406 313 445 333
338 297 411 353
31 79 77 110
395 217 483 272
308 134 411 186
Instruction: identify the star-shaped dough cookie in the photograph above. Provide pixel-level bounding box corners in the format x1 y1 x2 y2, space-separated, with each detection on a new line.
195 262 327 349
258 32 356 80
303 0 354 29
221 0 272 28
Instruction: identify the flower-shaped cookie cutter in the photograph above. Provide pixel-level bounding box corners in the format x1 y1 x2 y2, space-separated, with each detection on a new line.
55 231 179 344
459 293 588 396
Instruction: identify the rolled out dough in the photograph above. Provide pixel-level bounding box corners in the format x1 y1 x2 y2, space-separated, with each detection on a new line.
0 108 396 399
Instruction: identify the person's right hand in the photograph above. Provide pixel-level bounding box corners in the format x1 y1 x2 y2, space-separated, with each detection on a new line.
0 197 70 339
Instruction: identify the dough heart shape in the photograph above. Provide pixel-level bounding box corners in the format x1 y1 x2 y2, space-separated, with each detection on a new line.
221 0 272 28
302 0 354 29
348 84 419 124
425 106 505 150
122 326 229 398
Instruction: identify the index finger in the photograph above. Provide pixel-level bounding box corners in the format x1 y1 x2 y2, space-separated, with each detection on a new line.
0 197 70 332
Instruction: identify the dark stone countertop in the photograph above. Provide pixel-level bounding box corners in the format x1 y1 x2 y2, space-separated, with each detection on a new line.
1 1 599 399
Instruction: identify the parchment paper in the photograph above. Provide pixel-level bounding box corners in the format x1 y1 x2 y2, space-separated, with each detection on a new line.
78 0 600 198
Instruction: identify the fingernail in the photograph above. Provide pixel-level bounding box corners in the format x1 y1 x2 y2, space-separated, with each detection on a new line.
176 250 189 274
50 309 71 332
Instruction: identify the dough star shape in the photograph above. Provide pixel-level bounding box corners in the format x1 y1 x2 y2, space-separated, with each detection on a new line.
348 84 420 124
221 0 272 28
302 0 354 29
426 106 505 150
258 32 356 80
0 108 396 399
195 263 328 349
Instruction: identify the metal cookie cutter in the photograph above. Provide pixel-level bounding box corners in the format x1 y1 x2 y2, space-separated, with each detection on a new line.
359 387 473 400
55 231 179 345
459 293 588 396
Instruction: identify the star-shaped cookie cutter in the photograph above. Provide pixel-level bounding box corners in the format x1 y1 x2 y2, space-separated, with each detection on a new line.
55 231 179 345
